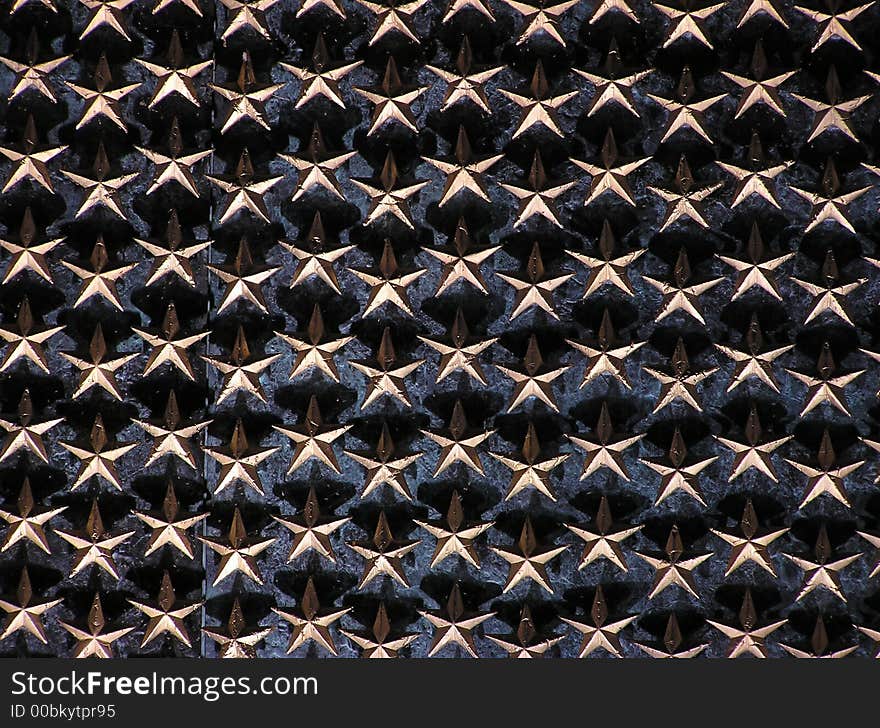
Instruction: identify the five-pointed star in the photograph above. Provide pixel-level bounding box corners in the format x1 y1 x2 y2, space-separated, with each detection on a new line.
134 390 211 470
218 0 279 41
635 526 713 599
0 568 62 644
136 210 210 288
62 237 136 311
641 427 717 506
784 526 861 602
137 30 212 108
68 53 139 131
0 30 70 103
782 616 857 658
62 325 135 401
497 334 569 413
282 34 362 109
424 219 499 295
574 40 650 118
566 496 641 572
589 0 639 22
785 343 862 417
425 37 503 114
344 422 423 500
442 0 495 21
355 0 428 46
199 507 276 586
490 422 569 501
502 150 575 228
273 395 350 474
212 52 283 134
419 308 496 385
722 40 793 118
152 0 203 15
203 599 272 658
786 429 863 508
634 614 708 658
643 248 723 325
0 296 63 373
414 490 493 568
653 0 724 48
718 223 793 300
133 302 210 381
280 124 355 202
497 242 573 321
571 127 650 207
349 240 425 317
61 143 137 220
737 0 788 25
648 155 723 231
794 0 873 52
296 0 346 16
203 326 280 404
341 603 418 658
281 212 353 293
273 577 350 655
643 338 718 414
350 327 424 409
348 510 419 589
500 0 578 46
421 399 493 476
0 207 62 285
54 499 134 579
567 220 644 298
137 119 211 197
423 126 502 207
561 585 636 658
717 133 791 208
133 481 208 559
60 593 133 658
857 530 880 578
567 308 644 389
0 478 65 553
793 66 870 143
60 415 136 491
491 517 568 594
77 0 136 41
712 500 787 576
128 571 202 648
648 67 726 144
706 589 787 658
715 313 792 392
717 405 791 483
0 390 63 464
207 149 282 225
276 304 352 382
792 250 863 325
272 486 350 563
0 115 66 193
500 61 577 139
487 604 563 657
355 56 426 136
420 584 494 657
205 419 279 496
567 402 643 481
352 152 428 229
790 157 869 234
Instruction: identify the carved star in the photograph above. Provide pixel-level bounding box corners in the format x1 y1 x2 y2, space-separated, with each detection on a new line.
648 155 723 231
500 0 577 46
198 507 276 586
425 37 503 114
420 584 494 657
424 219 499 295
0 568 62 644
722 40 793 119
500 61 577 139
211 52 283 134
421 400 493 477
574 40 649 118
792 249 863 325
717 133 791 209
341 603 418 658
207 149 282 225
135 31 212 109
0 30 69 103
135 210 210 288
565 496 641 572
0 478 66 554
281 34 362 109
716 405 791 483
133 389 212 470
275 304 352 382
60 414 136 491
0 115 65 193
793 66 870 143
653 0 724 48
423 126 502 207
272 487 350 563
711 501 787 576
715 313 792 392
782 616 857 658
643 248 723 325
634 614 708 658
62 238 135 311
355 56 426 136
567 402 643 481
54 499 134 579
203 326 280 404
561 586 636 658
785 429 863 508
0 390 63 464
62 142 137 219
203 599 272 659
643 337 718 414
350 327 424 409
204 418 279 496
491 517 567 594
785 342 862 417
273 396 350 475
572 129 649 208
789 157 869 234
60 593 133 658
348 511 419 589
567 308 644 389
635 526 712 600
717 223 793 300
344 422 423 500
414 490 493 568
498 242 573 321
497 334 568 413
502 150 575 228
133 302 210 381
567 220 644 298
136 118 211 197
77 0 136 41
133 481 208 559
355 0 428 46
0 208 61 285
648 67 726 144
352 152 428 229
281 213 353 293
794 0 873 52
641 427 717 506
706 589 787 658
218 0 279 41
0 296 63 374
784 525 861 602
280 124 355 202
68 53 139 131
490 422 568 502
419 309 496 385
128 571 202 648
272 577 350 655
487 604 563 658
351 240 426 317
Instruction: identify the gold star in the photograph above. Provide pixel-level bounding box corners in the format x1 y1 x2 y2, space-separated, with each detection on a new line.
280 124 355 202
793 66 870 143
0 296 63 373
442 0 495 21
281 212 353 293
133 302 210 381
590 0 639 22
204 418 279 496
648 67 726 144
857 530 880 578
794 0 873 52
634 614 708 658
423 218 499 296
790 157 869 234
423 126 502 207
425 37 503 114
281 34 362 109
567 221 643 298
10 0 58 14
565 496 641 572
60 593 133 658
641 427 717 506
198 507 276 587
419 308 496 385
487 604 563 658
62 142 137 219
715 313 792 392
498 242 573 321
296 0 345 16
414 490 493 568
203 326 280 405
500 0 578 46
0 478 65 554
60 414 136 492
737 0 788 25
643 248 723 325
706 589 787 658
567 402 643 481
218 0 279 41
502 150 575 228
355 56 427 136
135 210 210 288
350 327 424 409
716 405 791 483
718 223 793 300
717 132 791 209
345 422 423 500
272 486 350 563
77 0 135 41
561 586 636 658
490 422 568 502
722 40 793 119
276 304 352 382
0 568 62 644
128 571 202 648
355 0 428 46
348 510 419 589
54 499 134 579
0 115 65 193
208 149 282 225
0 208 61 285
643 337 718 414
421 399 493 476
711 501 787 576
133 481 208 559
152 0 203 14
786 429 863 509
648 155 723 231
574 39 650 118
785 342 862 417
341 602 418 658
491 516 567 594
420 583 494 658
136 31 212 109
653 0 724 48
272 577 350 655
352 152 428 229
635 525 712 600
500 61 577 139
136 118 211 197
67 53 139 131
203 599 272 659
784 525 860 603
567 308 644 389
211 52 283 134
497 334 568 413
273 395 350 475
792 249 863 325
133 389 212 470
572 129 649 207
0 390 63 464
62 238 136 311
782 616 857 658
0 30 69 104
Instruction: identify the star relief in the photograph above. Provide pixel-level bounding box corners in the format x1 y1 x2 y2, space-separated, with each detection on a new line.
275 304 353 382
785 429 864 509
279 124 356 203
198 507 276 586
425 37 503 115
128 571 202 648
490 421 569 502
62 237 136 311
567 308 644 389
561 585 636 658
717 132 792 209
296 0 346 17
341 602 418 658
790 157 869 234
281 34 363 109
782 616 857 659
648 66 726 145
272 486 350 563
352 152 428 229
643 337 718 414
133 389 212 470
653 0 724 48
414 490 494 568
783 525 861 603
715 313 792 392
722 40 793 119
491 516 568 594
0 568 62 644
785 341 863 417
208 239 280 315
136 30 212 109
62 142 137 220
218 0 279 42
350 327 424 409
0 114 66 193
419 308 496 385
502 150 575 228
0 29 70 104
203 599 272 659
706 589 787 658
794 0 873 52
420 584 495 658
355 56 427 136
0 296 64 374
716 404 792 483
711 500 788 577
133 480 208 559
565 496 641 572
442 0 495 22
640 427 717 506
203 325 281 404
0 478 66 553
76 0 136 41
67 53 140 131
423 126 502 208
0 389 63 464
133 302 209 381
574 39 650 119
54 499 135 579
59 414 136 492
421 399 494 477
497 334 569 413
59 593 133 658
590 0 639 23
635 525 713 600
634 613 708 658
355 0 428 46
718 223 794 301
486 604 563 657
136 118 211 198
348 510 420 589
281 212 354 293
736 0 788 26
857 529 880 577
152 0 203 14
203 418 279 495
344 422 423 500
793 66 870 143
567 220 644 298
499 0 578 47
571 128 649 207
792 248 864 325
498 242 573 321
424 219 500 296
273 395 350 475
648 155 723 231
567 402 643 482
643 248 723 325
207 148 282 225
500 60 577 139
0 207 62 285
135 210 210 289
272 577 350 655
